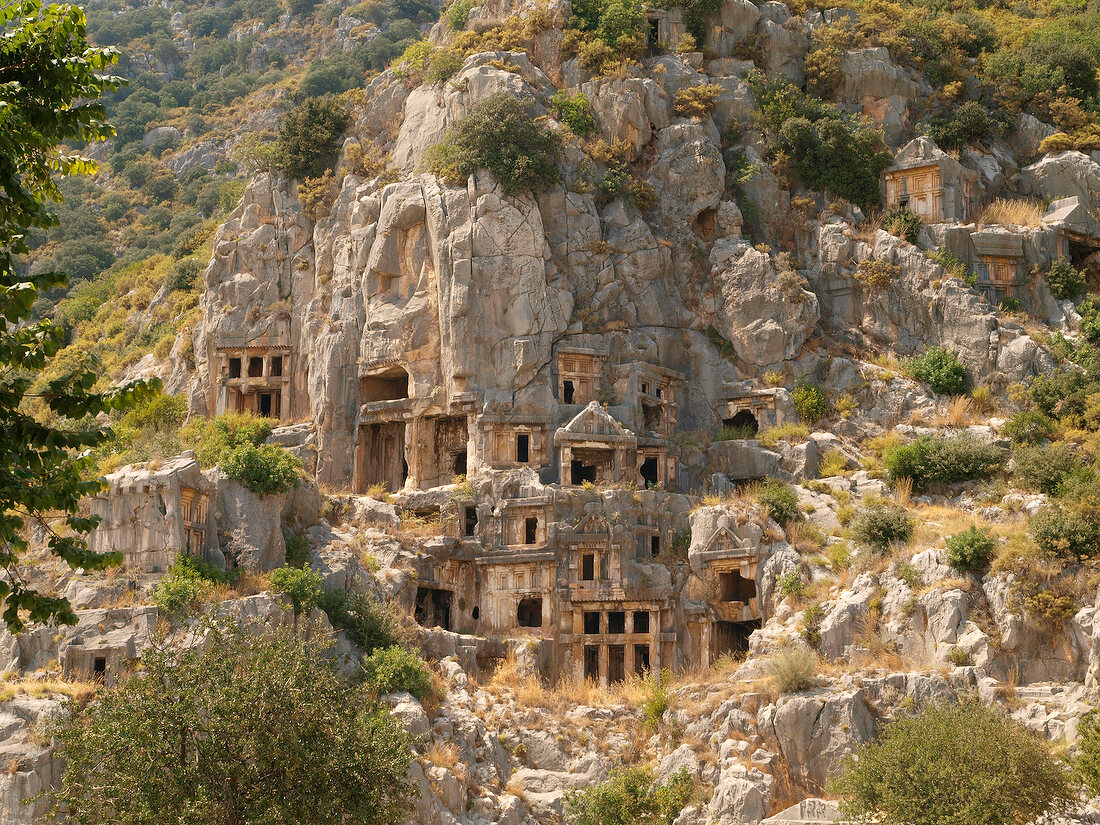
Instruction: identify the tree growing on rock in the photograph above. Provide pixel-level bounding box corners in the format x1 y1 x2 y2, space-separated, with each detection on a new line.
0 0 158 632
833 702 1073 825
49 621 416 825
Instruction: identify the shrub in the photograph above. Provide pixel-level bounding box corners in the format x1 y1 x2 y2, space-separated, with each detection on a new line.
792 380 826 424
549 90 595 137
221 443 303 496
747 70 891 210
1075 710 1100 795
801 601 825 647
776 569 805 600
855 258 900 290
152 555 219 613
269 566 324 615
425 49 463 84
284 529 311 568
1038 132 1076 154
564 766 692 825
1002 410 1057 445
943 525 995 572
884 435 1006 492
425 93 559 196
850 503 914 552
926 101 995 151
881 206 923 244
833 702 1073 825
673 83 721 118
1030 506 1100 561
757 480 801 526
765 646 817 693
639 672 670 732
1044 259 1086 301
298 170 338 221
276 95 350 181
1012 444 1079 494
818 448 849 478
444 0 476 29
361 645 432 700
165 257 203 292
906 347 967 395
319 589 401 653
186 412 273 467
758 422 810 448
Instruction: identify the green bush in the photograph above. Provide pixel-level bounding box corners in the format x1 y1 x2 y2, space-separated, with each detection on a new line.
1012 444 1080 494
1044 259 1086 301
882 206 923 244
1030 506 1100 561
639 671 669 732
152 555 223 613
833 702 1073 825
269 566 324 615
186 412 274 466
222 443 302 496
792 380 827 424
425 93 559 196
444 0 476 29
850 503 914 552
943 525 995 572
361 645 432 700
549 90 596 137
714 423 756 440
757 479 801 526
1075 709 1100 795
1002 410 1057 445
764 646 817 693
424 49 463 84
284 529 311 568
776 569 805 600
907 347 967 395
276 95 350 180
673 83 722 118
319 589 401 653
165 257 203 292
927 101 996 150
885 435 1006 492
564 765 692 825
747 71 891 211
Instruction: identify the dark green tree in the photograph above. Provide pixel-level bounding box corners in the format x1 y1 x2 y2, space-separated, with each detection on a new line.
0 0 158 632
276 95 350 180
833 702 1073 825
48 621 416 825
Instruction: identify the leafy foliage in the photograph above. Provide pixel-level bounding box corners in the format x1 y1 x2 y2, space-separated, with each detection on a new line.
550 90 596 136
757 480 801 526
639 671 670 732
833 702 1072 825
1045 259 1086 301
881 206 923 244
792 380 827 424
50 622 416 825
673 83 721 118
906 347 967 395
276 95 350 180
1030 505 1100 562
0 0 161 631
425 93 560 196
943 526 995 572
1075 709 1100 795
362 644 433 700
885 435 1006 492
855 258 900 290
320 589 403 653
564 766 693 825
926 101 996 150
151 555 222 613
1012 444 1080 495
1002 410 1057 445
850 503 914 552
748 70 892 210
269 566 324 615
221 443 303 496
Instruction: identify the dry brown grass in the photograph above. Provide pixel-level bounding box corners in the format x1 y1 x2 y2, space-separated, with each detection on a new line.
207 570 270 602
424 740 460 769
0 678 98 705
940 395 975 427
978 198 1044 228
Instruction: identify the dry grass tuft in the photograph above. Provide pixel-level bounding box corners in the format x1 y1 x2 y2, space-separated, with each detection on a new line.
424 740 460 769
978 198 1044 228
0 677 98 705
941 395 974 427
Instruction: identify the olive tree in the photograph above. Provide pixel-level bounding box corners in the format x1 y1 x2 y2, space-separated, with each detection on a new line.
833 702 1073 825
49 621 416 825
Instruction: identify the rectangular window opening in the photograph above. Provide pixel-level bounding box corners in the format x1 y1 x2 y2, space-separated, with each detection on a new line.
583 611 600 635
633 611 650 634
228 357 242 378
516 433 530 463
525 516 538 545
581 553 595 581
608 611 625 634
